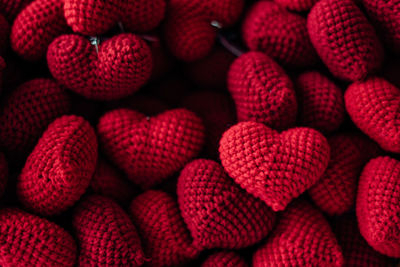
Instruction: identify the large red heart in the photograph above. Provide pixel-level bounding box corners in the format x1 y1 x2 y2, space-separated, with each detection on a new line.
177 159 276 249
219 121 330 211
97 108 205 189
131 190 200 267
47 33 153 100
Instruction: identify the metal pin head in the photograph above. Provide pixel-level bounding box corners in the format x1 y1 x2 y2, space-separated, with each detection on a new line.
89 36 100 54
211 20 223 29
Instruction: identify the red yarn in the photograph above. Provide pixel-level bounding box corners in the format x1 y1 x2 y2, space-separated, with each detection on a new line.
131 190 200 267
47 33 153 101
242 1 318 68
219 121 330 211
0 152 7 197
11 0 69 61
345 77 400 153
64 0 166 35
73 195 145 266
253 200 344 267
308 0 384 81
202 251 248 267
295 71 345 134
0 208 77 266
97 108 205 189
17 115 98 216
0 0 33 20
177 159 276 249
357 156 400 258
0 15 9 55
227 52 297 130
274 0 320 11
0 78 71 157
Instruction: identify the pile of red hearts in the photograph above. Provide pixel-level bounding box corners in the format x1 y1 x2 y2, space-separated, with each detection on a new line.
0 0 399 266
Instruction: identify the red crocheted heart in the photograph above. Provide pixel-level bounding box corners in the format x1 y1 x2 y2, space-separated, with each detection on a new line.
274 0 320 11
164 0 244 61
308 0 384 81
64 0 166 35
202 252 248 267
11 0 69 61
242 1 318 68
227 52 297 130
0 78 71 158
177 159 276 249
0 208 77 266
73 195 145 266
253 200 344 267
0 0 33 20
219 121 330 211
0 153 7 198
47 33 153 101
0 15 9 55
131 190 200 267
357 156 400 258
97 108 205 189
295 71 344 134
17 115 98 216
345 77 400 153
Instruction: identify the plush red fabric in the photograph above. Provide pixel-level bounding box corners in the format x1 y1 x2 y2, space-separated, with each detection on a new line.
10 0 69 61
274 0 320 11
131 190 200 267
227 52 297 130
0 0 33 20
178 159 276 249
220 121 330 211
17 115 98 216
357 156 400 258
0 15 9 55
345 77 400 153
295 71 344 134
0 208 77 266
202 251 248 267
97 108 205 189
242 1 318 68
253 200 344 267
0 78 71 157
73 195 145 266
0 152 7 197
47 33 153 101
308 0 384 81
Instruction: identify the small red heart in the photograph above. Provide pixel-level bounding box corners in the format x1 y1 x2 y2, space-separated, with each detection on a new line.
0 152 7 198
202 252 248 267
131 190 200 267
345 77 400 153
273 0 320 11
177 159 276 249
219 121 330 211
73 195 145 266
227 52 297 130
97 108 205 189
252 200 344 266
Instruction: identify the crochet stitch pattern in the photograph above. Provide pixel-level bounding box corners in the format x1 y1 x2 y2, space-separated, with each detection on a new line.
357 156 400 258
227 52 297 130
0 152 7 197
177 159 276 249
0 0 32 20
47 33 153 101
73 195 145 266
0 208 77 266
17 115 98 216
131 190 200 267
274 0 320 12
97 108 205 189
202 251 248 267
219 121 330 211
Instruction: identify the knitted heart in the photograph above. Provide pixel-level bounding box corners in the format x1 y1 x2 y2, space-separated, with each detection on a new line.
362 0 400 54
73 195 145 266
17 115 98 216
11 0 69 61
0 15 9 55
0 208 77 266
334 214 390 266
0 152 7 197
131 190 200 267
177 159 276 249
0 0 33 20
345 77 400 153
242 1 318 68
357 156 400 257
295 71 344 134
220 121 330 211
0 78 71 158
274 0 320 11
97 108 204 189
308 0 384 81
164 0 244 61
227 52 297 130
64 0 166 35
202 252 248 267
47 33 153 101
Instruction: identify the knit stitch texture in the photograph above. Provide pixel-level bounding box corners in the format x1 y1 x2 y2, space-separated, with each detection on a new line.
202 251 248 267
274 0 320 11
